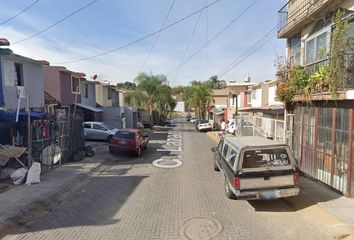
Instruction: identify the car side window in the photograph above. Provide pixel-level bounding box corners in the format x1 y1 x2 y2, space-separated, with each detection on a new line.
93 124 106 131
228 149 238 167
83 123 91 129
222 143 229 158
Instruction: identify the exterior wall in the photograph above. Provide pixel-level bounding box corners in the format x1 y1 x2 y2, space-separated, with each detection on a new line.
101 106 137 129
174 101 185 112
80 81 96 107
1 55 44 110
43 66 61 102
110 88 119 107
213 96 228 108
59 72 81 106
96 84 112 107
119 91 125 107
251 87 262 108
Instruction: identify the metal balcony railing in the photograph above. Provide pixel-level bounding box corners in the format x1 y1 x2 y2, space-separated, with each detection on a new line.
278 0 328 34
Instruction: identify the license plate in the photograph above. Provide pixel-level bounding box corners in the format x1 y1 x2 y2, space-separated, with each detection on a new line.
259 190 280 199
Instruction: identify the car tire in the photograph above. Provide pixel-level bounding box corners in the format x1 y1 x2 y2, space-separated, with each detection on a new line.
214 161 220 171
225 177 236 199
135 147 141 157
107 135 113 143
109 147 115 154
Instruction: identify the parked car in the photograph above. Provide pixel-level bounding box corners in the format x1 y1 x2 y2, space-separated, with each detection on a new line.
83 122 118 142
109 129 149 156
162 118 174 126
186 115 192 121
141 120 151 128
197 120 212 132
190 117 197 124
211 136 299 200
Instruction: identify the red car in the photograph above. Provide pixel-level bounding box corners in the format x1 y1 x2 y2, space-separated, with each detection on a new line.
109 129 149 156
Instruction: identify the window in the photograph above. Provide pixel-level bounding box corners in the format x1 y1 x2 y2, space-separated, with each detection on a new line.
228 149 238 167
232 95 237 107
305 21 331 65
83 123 91 129
84 84 89 98
242 148 291 169
93 124 106 131
114 131 135 140
222 143 229 158
14 63 23 86
71 76 80 93
289 36 301 66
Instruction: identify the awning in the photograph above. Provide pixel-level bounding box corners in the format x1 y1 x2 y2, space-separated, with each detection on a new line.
75 103 103 113
212 107 225 115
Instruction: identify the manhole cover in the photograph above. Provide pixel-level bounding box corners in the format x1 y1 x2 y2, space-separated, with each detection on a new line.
179 217 222 240
152 159 183 168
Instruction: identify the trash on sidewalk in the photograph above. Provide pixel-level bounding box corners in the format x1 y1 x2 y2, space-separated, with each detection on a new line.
10 167 28 185
25 162 41 185
84 145 96 157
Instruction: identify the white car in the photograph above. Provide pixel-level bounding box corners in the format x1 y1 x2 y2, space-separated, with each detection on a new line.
190 117 197 124
226 119 236 134
197 120 212 132
83 122 118 142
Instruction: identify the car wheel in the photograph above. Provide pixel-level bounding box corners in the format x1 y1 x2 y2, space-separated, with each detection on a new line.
109 147 115 154
135 147 141 157
107 135 113 143
214 161 220 171
225 177 236 199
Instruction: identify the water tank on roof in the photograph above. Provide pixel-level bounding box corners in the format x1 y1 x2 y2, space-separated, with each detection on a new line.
244 74 251 83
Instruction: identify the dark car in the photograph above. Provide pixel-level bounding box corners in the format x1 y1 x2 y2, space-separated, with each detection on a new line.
141 120 151 128
109 129 149 157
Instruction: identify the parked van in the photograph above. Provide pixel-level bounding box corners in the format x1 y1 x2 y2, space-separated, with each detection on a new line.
211 136 299 200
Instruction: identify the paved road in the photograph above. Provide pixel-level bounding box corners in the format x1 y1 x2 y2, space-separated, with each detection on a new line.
2 119 338 239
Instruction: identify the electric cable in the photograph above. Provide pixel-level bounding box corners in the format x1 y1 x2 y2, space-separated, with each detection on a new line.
167 0 260 76
53 0 222 65
139 0 176 72
0 0 40 26
12 0 98 45
172 0 206 82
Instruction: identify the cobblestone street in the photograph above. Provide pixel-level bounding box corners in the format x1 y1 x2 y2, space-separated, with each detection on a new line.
1 120 351 240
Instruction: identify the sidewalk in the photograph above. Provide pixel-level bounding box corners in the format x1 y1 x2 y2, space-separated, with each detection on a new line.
0 142 109 238
206 131 354 234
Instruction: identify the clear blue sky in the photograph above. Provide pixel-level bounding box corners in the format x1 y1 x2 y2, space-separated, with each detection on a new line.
0 0 286 86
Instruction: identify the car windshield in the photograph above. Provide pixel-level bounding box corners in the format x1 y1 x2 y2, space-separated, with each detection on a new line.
242 148 291 168
101 123 114 130
115 131 135 139
199 120 209 124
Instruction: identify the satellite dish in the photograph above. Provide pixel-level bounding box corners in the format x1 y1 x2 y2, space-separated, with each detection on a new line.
40 145 62 166
93 74 97 80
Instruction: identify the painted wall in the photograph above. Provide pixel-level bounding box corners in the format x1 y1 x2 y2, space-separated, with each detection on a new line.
43 66 61 102
1 55 44 110
80 81 96 107
251 88 262 108
174 101 185 112
96 84 112 107
59 71 81 106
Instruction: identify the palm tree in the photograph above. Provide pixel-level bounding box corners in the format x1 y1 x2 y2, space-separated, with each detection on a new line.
187 81 212 119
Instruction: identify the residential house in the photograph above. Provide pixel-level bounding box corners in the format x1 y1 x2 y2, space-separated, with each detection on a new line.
77 78 102 121
278 0 354 196
95 82 119 107
0 48 44 111
208 89 229 126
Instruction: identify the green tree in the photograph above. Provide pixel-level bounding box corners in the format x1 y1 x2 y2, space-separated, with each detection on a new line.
187 81 212 119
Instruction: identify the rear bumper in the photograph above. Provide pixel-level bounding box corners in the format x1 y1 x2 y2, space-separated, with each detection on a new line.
109 145 138 153
198 127 212 131
235 187 300 200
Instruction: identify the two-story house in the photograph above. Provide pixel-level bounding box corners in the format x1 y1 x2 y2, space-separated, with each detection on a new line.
0 48 44 111
278 0 354 196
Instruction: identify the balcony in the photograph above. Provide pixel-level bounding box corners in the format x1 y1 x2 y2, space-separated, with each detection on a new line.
278 0 342 38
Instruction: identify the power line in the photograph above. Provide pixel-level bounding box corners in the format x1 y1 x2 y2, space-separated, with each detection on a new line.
167 0 260 76
12 0 98 45
0 0 40 26
218 0 312 78
218 24 278 77
53 0 222 65
173 0 206 82
139 0 176 72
